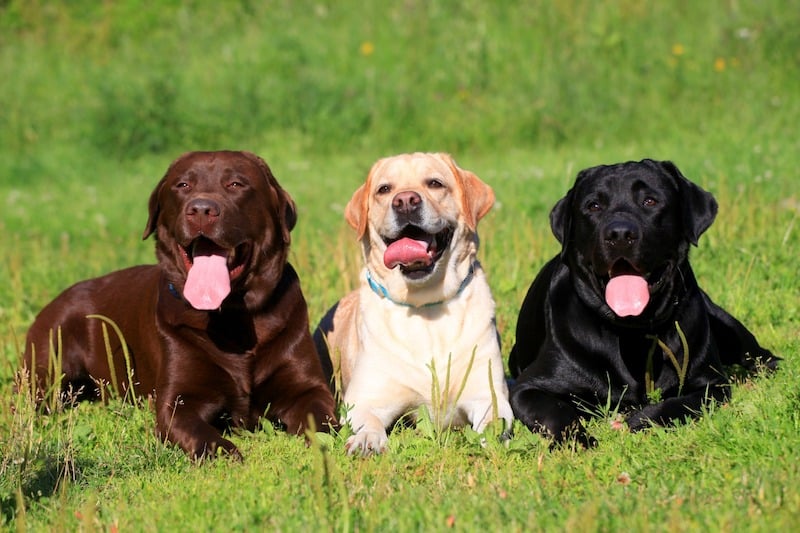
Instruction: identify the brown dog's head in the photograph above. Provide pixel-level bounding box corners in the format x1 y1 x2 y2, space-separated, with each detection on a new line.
345 153 494 306
144 151 297 311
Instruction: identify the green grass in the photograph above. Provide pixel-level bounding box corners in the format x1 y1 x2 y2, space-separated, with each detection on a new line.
1 1 799 530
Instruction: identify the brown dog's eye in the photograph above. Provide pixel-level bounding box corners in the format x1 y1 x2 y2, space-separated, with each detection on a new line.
227 181 245 189
377 184 392 195
175 182 191 190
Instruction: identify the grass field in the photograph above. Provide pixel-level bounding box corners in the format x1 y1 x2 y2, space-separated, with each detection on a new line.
1 1 799 530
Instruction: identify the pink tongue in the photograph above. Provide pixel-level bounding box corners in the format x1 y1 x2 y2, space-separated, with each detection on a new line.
605 275 650 317
383 237 432 269
184 252 231 310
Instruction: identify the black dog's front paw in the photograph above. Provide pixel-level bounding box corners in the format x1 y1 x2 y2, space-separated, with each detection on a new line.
510 387 596 448
548 422 597 450
625 410 654 433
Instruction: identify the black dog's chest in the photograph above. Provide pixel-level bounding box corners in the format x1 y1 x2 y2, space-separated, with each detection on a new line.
616 332 674 401
618 334 658 375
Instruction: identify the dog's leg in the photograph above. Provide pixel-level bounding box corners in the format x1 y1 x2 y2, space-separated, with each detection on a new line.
460 358 514 435
626 385 729 431
510 386 588 443
462 397 514 434
156 395 241 461
344 403 404 456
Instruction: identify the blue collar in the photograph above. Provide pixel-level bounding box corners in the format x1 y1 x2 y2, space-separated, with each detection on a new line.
366 262 477 308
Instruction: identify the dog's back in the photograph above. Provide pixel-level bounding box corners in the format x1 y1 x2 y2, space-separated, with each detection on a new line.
23 264 161 403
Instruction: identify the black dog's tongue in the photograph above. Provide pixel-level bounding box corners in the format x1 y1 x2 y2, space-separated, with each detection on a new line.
184 240 230 310
605 275 649 317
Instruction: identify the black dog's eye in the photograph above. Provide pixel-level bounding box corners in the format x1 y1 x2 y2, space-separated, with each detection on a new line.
376 184 392 195
427 178 445 189
643 197 658 207
586 201 603 213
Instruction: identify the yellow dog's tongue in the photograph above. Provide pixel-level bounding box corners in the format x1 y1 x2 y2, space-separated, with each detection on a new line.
384 237 432 269
605 275 649 317
184 249 231 310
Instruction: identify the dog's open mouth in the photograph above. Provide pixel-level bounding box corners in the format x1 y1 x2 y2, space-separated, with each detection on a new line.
382 225 453 279
600 259 669 317
178 237 251 310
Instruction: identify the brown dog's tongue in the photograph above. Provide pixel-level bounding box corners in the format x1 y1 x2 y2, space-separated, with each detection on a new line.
605 275 649 317
183 242 231 310
384 237 432 269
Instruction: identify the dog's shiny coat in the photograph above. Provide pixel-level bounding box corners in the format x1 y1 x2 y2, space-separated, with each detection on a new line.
315 153 513 455
23 151 337 459
509 159 777 444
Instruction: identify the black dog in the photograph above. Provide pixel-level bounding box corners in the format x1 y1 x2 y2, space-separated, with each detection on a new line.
508 159 777 444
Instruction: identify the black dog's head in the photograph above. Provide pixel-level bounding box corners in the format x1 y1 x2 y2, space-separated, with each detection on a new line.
550 159 718 323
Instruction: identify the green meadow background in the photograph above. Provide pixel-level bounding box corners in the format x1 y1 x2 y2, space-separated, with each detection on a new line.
1 0 799 530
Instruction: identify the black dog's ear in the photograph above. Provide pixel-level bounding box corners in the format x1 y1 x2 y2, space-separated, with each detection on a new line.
656 160 718 245
549 191 572 245
550 167 594 247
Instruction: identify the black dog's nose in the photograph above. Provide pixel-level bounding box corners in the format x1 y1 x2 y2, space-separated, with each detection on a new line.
603 220 639 247
392 191 422 214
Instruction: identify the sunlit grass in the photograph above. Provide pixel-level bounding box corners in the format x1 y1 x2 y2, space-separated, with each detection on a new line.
1 0 799 529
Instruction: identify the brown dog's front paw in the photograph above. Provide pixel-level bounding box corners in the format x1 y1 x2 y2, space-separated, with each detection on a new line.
190 438 242 462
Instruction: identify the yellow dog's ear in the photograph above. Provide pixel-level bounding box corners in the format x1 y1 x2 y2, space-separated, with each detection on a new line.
345 183 368 239
439 153 495 231
346 158 388 239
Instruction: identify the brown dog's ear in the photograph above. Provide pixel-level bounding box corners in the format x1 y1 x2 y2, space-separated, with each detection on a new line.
144 152 194 240
652 159 718 246
439 154 494 231
276 188 297 244
244 151 297 244
143 178 165 240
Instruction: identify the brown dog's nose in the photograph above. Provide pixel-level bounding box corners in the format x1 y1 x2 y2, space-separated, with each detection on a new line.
392 191 422 214
186 198 221 232
186 198 221 218
603 220 639 247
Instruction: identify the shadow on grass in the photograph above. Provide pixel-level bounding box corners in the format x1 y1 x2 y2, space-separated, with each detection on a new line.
1 453 97 525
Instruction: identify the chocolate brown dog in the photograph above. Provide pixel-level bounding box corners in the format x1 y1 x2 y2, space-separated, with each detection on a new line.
508 159 777 445
23 151 336 459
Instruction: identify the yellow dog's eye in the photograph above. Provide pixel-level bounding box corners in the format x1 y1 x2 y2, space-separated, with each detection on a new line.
427 178 444 189
377 184 392 195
